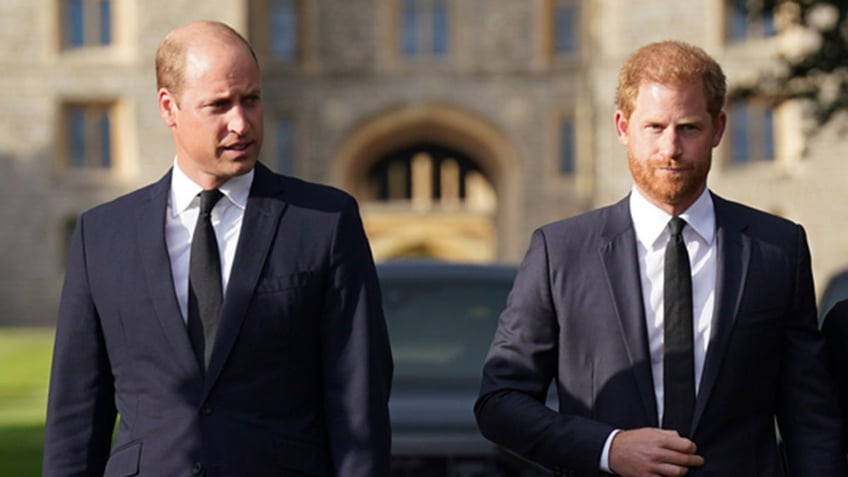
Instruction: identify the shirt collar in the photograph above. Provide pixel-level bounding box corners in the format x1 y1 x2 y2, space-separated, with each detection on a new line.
629 186 715 249
170 158 254 216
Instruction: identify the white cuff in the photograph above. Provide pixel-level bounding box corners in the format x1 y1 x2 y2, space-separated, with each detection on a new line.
600 429 621 473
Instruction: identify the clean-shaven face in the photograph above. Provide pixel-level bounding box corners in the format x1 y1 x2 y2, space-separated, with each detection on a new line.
161 39 263 188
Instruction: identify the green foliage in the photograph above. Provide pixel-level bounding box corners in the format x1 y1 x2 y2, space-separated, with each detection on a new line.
0 328 54 477
0 425 45 477
735 0 848 125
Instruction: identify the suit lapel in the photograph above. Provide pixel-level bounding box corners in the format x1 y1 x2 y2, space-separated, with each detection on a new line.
136 171 203 376
203 164 287 396
599 198 659 426
691 195 751 433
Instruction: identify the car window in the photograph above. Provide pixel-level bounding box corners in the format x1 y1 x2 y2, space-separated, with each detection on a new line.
382 278 511 391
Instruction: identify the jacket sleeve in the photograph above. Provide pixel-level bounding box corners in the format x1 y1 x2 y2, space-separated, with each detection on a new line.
42 214 117 477
475 228 614 474
821 299 848 447
320 196 393 476
776 225 848 475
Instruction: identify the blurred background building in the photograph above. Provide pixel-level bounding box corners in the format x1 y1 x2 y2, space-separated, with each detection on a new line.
1 0 846 325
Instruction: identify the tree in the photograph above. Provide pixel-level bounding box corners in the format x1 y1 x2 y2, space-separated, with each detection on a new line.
732 0 848 126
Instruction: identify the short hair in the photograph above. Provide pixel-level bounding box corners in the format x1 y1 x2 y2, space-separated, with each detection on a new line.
615 41 726 120
155 21 258 100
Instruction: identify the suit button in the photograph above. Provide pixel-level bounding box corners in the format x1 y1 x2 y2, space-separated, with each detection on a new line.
191 462 204 474
200 405 213 416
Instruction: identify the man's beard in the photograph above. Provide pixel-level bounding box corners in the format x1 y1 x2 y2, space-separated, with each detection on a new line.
628 152 711 208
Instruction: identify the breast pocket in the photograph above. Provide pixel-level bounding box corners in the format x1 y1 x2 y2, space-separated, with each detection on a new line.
243 270 322 351
256 270 314 294
735 307 783 328
730 306 784 368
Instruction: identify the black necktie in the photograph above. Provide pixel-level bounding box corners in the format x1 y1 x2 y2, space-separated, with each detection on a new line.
662 217 695 436
187 189 224 371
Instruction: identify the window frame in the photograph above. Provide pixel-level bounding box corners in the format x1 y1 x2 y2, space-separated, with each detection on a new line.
60 0 113 50
550 0 581 58
59 101 117 174
250 0 314 67
272 116 297 176
724 0 776 43
397 0 451 61
726 99 776 166
557 116 577 176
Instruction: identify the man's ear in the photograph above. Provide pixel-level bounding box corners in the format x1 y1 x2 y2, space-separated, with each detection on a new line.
614 110 629 145
158 88 178 127
711 111 727 147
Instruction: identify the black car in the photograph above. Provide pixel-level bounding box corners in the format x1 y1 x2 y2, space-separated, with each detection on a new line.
378 260 552 476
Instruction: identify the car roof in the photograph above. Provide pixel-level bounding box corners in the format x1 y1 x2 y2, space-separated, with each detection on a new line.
376 260 517 282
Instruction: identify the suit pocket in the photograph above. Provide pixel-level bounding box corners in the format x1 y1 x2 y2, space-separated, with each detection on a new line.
735 307 782 328
103 440 141 477
239 270 322 354
256 271 313 294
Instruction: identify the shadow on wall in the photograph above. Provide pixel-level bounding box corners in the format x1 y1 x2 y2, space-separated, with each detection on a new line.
0 151 68 326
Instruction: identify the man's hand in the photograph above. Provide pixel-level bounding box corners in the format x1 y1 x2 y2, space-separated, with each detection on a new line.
608 428 704 477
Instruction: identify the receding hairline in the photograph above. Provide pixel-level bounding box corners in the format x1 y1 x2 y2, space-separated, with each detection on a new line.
155 20 258 96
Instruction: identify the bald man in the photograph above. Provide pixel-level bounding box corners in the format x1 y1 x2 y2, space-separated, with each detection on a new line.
43 21 392 477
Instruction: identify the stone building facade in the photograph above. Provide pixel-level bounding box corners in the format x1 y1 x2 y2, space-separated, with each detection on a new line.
1 0 846 325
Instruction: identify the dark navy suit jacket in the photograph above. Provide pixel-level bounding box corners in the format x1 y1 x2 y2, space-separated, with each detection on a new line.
43 163 393 476
822 299 848 448
475 193 846 476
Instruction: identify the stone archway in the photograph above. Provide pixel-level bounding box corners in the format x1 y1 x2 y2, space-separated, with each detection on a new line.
332 103 523 262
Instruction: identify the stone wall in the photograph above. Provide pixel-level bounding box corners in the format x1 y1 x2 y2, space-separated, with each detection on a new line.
1 0 846 325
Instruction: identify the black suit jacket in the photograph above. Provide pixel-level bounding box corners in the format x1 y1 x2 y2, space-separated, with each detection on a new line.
43 163 393 476
475 193 846 476
822 299 848 448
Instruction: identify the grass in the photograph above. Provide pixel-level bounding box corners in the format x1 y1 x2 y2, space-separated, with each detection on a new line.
0 327 54 477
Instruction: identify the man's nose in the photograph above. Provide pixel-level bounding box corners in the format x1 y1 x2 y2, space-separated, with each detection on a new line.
659 128 682 158
227 105 248 135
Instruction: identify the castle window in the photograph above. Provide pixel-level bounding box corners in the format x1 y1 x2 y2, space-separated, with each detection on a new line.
275 118 295 175
559 118 576 175
270 0 298 61
726 0 775 42
552 0 580 55
62 0 112 49
62 103 114 170
400 0 449 58
728 101 775 165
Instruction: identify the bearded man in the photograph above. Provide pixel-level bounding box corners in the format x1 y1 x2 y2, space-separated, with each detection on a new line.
475 40 846 477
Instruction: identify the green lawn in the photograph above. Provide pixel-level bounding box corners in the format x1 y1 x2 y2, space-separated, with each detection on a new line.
0 327 54 477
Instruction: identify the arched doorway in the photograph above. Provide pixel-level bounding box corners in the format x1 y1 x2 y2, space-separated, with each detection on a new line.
332 103 522 262
364 144 495 210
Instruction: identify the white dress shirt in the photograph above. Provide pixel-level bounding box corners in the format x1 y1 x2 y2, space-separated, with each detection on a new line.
630 186 717 413
601 186 717 472
165 160 253 323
